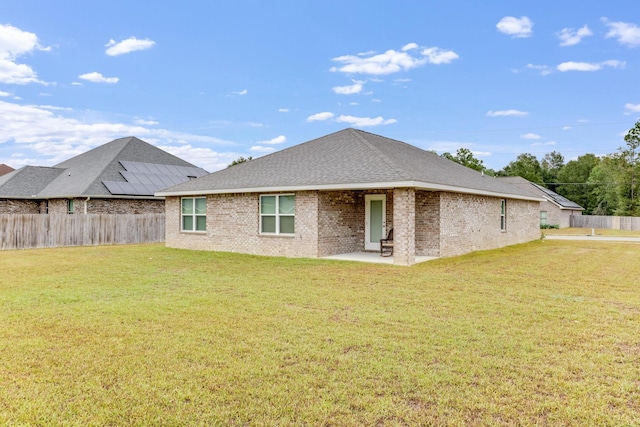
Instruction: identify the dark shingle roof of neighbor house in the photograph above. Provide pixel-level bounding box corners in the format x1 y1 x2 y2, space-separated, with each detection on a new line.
0 164 15 176
157 128 545 201
498 176 584 210
0 137 207 199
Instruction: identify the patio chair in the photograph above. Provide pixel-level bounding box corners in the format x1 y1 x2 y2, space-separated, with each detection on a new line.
380 228 394 256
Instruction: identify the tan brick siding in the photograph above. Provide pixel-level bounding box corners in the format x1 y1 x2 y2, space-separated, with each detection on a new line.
165 188 539 264
165 192 319 257
415 191 440 257
1 198 164 215
437 192 539 257
0 199 41 214
317 190 393 256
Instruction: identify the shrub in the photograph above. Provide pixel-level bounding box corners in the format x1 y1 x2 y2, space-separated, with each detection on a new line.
540 223 559 229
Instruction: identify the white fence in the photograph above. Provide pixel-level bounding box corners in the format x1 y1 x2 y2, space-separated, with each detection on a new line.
570 214 640 231
0 214 165 250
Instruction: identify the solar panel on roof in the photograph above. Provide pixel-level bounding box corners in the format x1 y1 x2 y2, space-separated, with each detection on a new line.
104 161 207 195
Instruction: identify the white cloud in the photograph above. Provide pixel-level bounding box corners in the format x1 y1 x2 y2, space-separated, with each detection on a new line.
231 89 248 96
557 60 625 72
78 72 119 84
602 18 640 47
257 135 286 145
306 112 334 122
496 16 533 38
525 64 552 76
624 103 640 114
330 43 458 75
521 133 541 139
0 99 233 171
558 25 593 46
531 141 556 147
562 126 572 131
250 145 276 153
421 47 459 64
0 90 10 97
134 119 158 126
335 115 397 127
332 80 365 95
105 37 156 56
157 144 237 172
0 23 49 85
486 109 528 117
402 43 419 51
278 108 289 113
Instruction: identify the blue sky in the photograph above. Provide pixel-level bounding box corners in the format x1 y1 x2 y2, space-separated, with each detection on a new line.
1 1 639 172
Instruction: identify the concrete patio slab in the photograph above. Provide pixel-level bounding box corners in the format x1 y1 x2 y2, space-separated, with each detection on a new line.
321 251 438 265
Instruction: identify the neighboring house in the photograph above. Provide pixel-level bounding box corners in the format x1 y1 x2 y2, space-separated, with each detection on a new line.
0 137 207 215
0 164 14 177
499 176 584 228
157 128 544 266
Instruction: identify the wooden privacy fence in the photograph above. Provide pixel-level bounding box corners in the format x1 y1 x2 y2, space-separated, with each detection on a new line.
0 214 165 250
570 214 640 231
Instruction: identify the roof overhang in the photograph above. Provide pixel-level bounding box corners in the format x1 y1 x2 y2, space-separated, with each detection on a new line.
156 180 546 202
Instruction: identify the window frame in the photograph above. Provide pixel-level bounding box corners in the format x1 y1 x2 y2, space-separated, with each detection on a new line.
67 199 74 215
181 197 207 233
260 194 295 235
500 199 507 231
540 210 548 226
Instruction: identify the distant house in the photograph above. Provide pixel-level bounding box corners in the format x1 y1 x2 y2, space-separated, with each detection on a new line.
157 129 544 266
499 176 584 228
0 164 14 177
0 137 207 215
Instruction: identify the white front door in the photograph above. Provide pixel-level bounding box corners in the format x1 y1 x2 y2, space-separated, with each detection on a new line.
365 194 386 251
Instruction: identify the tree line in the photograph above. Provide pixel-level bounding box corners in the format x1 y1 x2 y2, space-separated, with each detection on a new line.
442 120 640 216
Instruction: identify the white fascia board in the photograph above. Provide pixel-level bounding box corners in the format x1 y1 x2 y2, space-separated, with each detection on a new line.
157 181 545 202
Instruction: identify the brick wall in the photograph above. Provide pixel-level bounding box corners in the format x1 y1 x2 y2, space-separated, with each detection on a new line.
164 189 539 262
0 199 41 214
415 191 440 257
165 192 319 257
437 192 539 257
1 198 165 215
316 190 393 256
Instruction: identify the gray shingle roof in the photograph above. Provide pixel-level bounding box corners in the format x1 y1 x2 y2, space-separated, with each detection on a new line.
498 176 584 210
0 136 207 199
157 128 544 201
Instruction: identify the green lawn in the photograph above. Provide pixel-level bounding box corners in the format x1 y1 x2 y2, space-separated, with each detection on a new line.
1 241 639 426
543 227 640 237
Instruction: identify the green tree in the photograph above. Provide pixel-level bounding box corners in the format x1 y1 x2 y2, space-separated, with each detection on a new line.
541 151 565 191
441 148 485 172
587 155 620 215
620 120 640 215
556 153 600 214
228 156 253 167
499 153 543 184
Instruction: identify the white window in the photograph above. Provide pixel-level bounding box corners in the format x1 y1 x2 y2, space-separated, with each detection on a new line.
260 194 295 234
181 197 206 232
540 211 548 226
500 199 506 231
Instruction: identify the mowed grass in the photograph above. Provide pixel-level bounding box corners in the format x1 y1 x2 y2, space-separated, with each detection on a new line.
1 241 639 426
544 227 640 237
